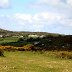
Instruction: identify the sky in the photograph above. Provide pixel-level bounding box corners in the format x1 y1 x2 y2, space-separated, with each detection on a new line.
0 0 72 34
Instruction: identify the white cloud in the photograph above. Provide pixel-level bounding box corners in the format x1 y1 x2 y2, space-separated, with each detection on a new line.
38 0 60 4
14 13 32 23
67 0 72 6
14 12 64 25
60 18 72 26
39 0 60 6
0 0 10 8
0 11 72 32
37 0 72 8
33 12 65 25
12 12 66 31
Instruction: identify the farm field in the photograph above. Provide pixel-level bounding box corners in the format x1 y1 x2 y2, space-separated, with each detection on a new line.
0 37 18 44
0 51 72 72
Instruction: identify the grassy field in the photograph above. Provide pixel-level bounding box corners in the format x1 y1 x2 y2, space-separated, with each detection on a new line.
0 37 18 44
0 51 72 72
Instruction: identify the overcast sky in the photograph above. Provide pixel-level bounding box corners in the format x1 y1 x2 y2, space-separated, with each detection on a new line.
0 0 72 34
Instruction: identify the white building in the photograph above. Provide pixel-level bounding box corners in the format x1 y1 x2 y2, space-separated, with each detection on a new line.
40 35 45 38
0 35 3 37
28 35 39 38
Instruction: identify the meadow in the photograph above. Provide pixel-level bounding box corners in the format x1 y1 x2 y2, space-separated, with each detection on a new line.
0 51 72 72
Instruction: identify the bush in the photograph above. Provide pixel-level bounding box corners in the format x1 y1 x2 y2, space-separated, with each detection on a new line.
0 49 4 57
23 44 34 51
17 47 25 51
17 38 24 42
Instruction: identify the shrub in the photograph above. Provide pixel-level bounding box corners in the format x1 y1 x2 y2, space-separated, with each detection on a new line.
17 38 24 42
0 46 17 51
17 47 25 51
23 44 34 51
0 49 4 57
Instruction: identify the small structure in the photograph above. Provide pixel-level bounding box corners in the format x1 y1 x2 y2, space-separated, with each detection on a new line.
0 35 3 38
28 35 39 38
20 36 23 38
40 35 45 38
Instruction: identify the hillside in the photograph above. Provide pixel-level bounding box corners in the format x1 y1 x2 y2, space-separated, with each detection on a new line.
0 28 62 36
0 28 13 36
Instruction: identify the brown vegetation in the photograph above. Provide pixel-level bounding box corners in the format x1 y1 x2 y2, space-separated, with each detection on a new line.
55 51 72 59
0 44 35 51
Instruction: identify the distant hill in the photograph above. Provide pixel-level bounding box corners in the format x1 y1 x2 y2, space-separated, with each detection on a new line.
0 28 11 32
0 28 13 36
0 28 63 36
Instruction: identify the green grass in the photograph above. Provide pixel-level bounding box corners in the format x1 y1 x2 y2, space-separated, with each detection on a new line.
0 37 29 47
0 37 19 44
0 51 72 72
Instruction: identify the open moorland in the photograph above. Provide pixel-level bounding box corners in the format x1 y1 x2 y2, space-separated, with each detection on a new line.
0 28 72 72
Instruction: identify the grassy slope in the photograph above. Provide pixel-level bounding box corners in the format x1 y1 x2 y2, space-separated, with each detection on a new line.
0 51 72 72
